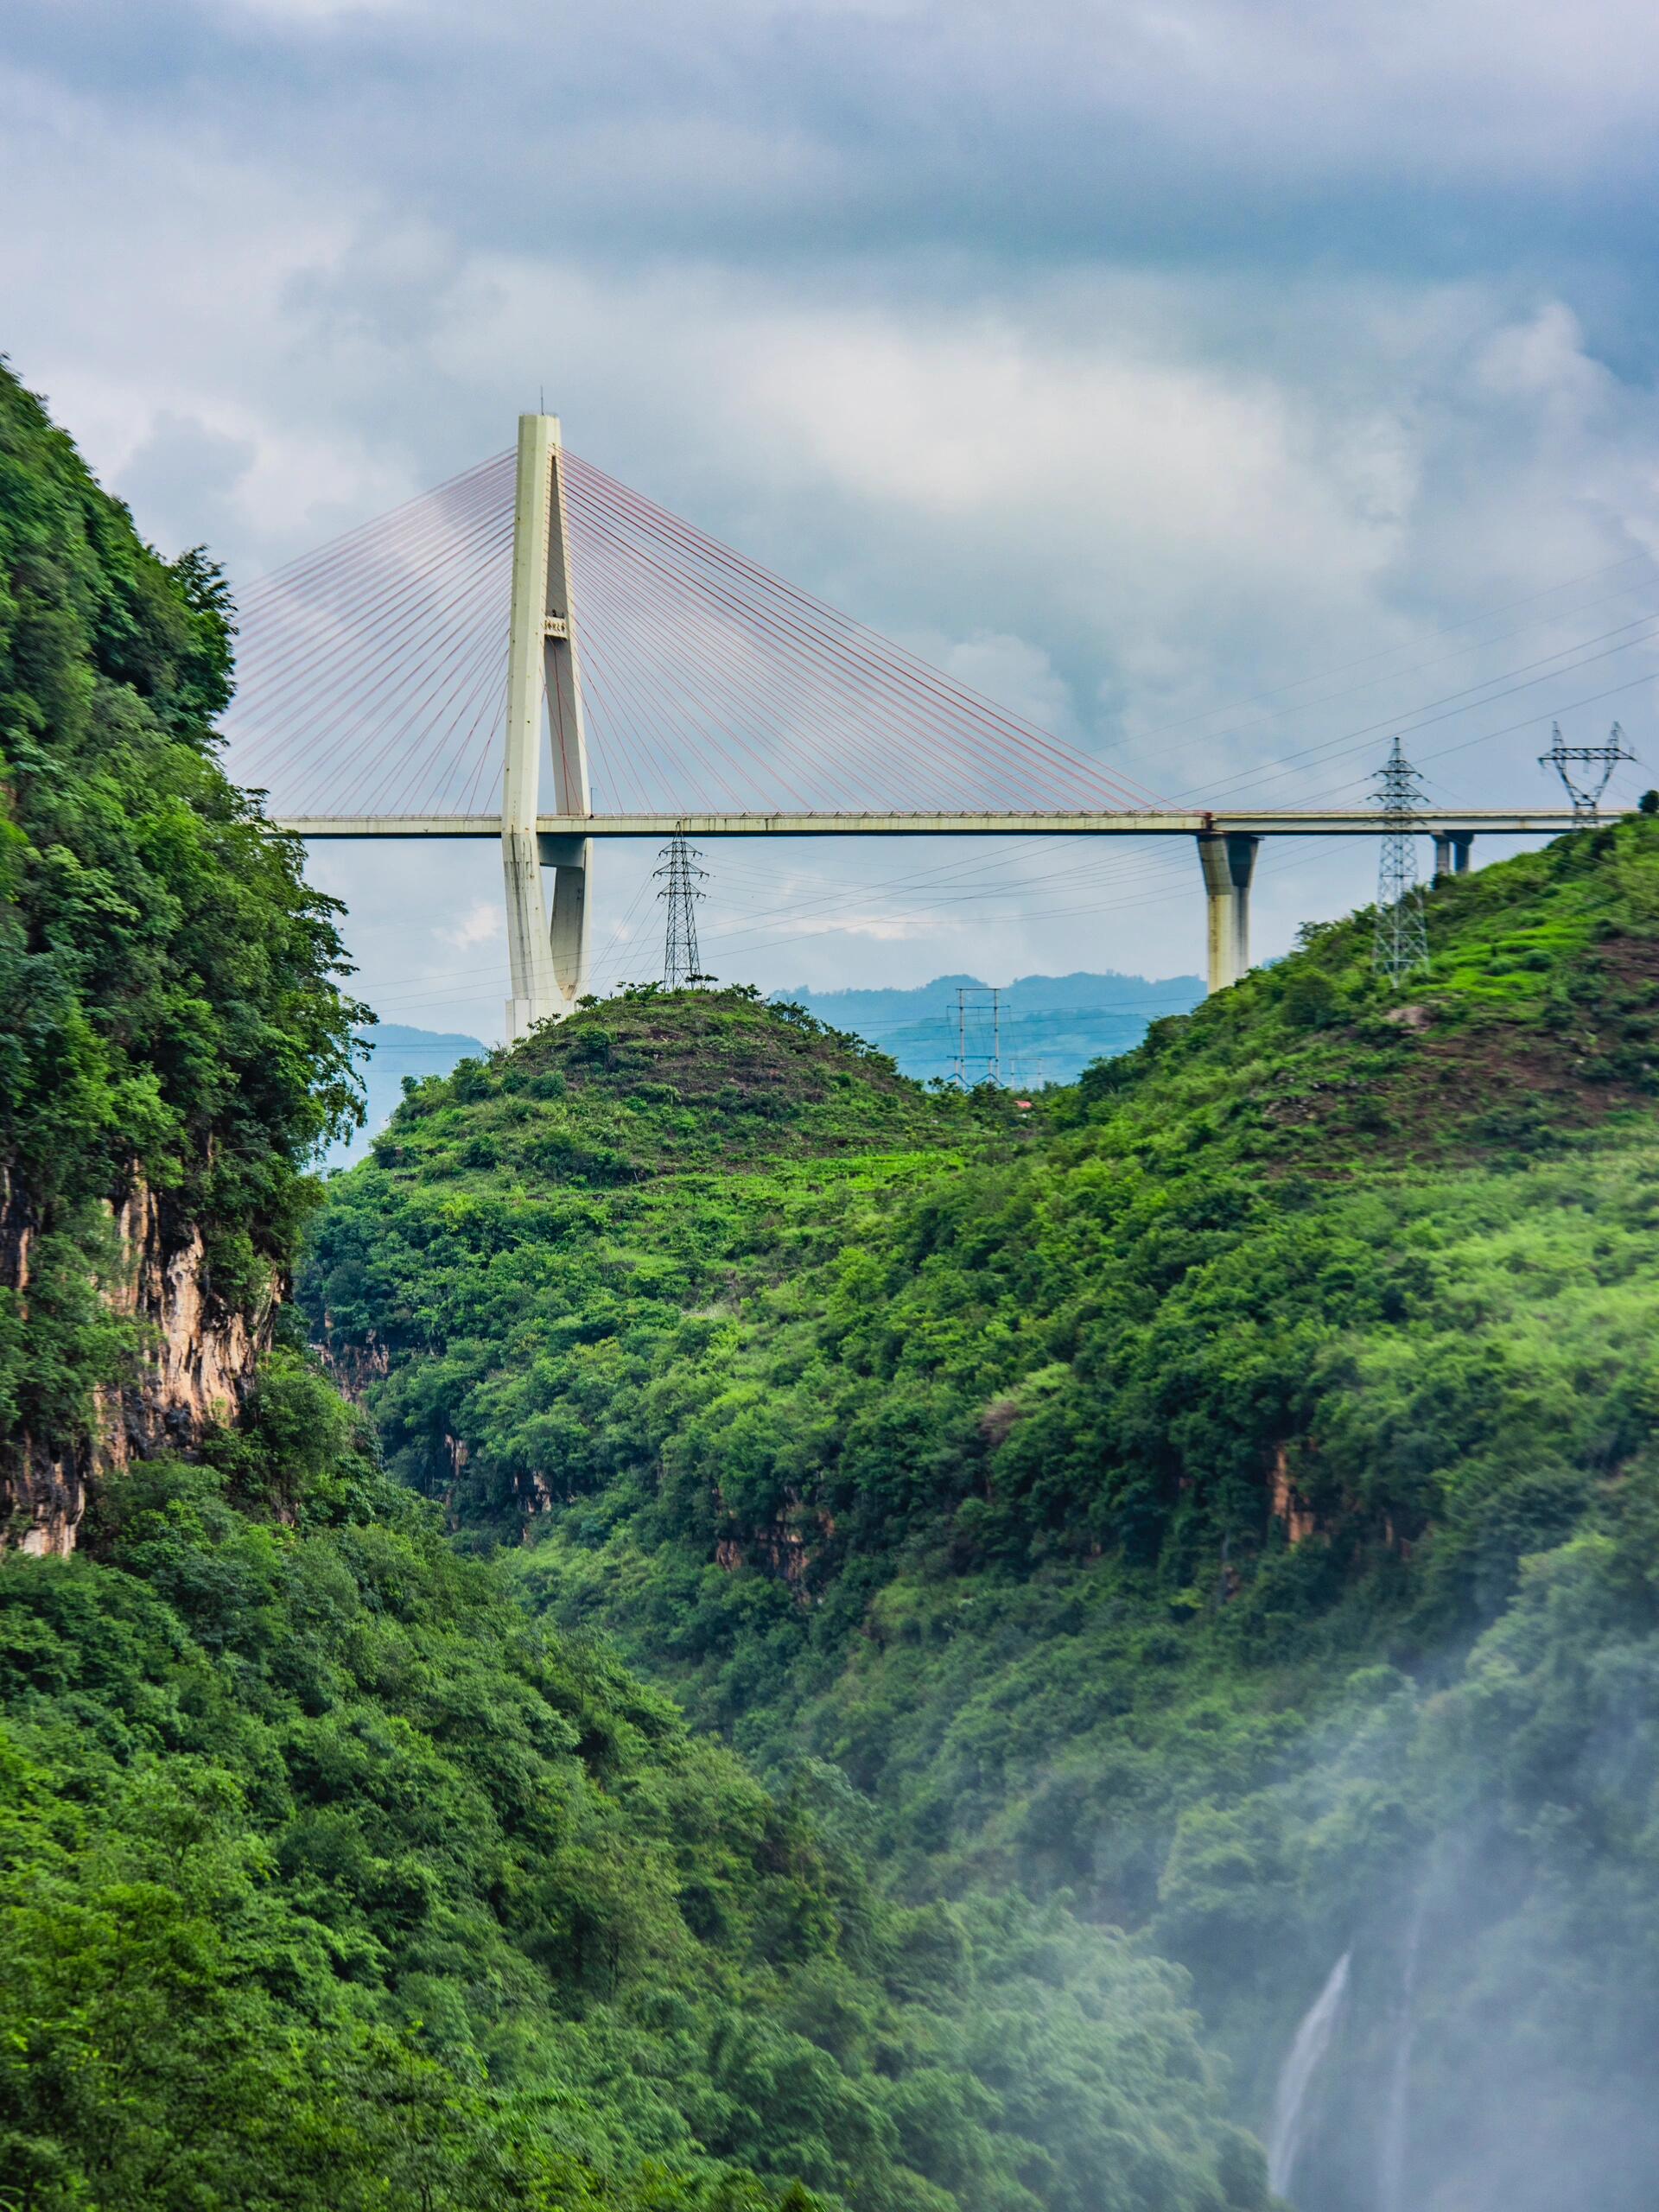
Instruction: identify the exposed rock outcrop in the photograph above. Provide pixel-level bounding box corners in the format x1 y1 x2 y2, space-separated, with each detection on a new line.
1268 1445 1321 1548
315 1325 391 1403
713 1491 833 1595
1 1164 276 1555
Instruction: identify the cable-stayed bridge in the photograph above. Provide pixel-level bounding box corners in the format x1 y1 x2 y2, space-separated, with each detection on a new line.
224 416 1603 1032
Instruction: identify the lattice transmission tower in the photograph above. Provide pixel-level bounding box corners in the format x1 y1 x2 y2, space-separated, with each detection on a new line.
1372 736 1430 986
1538 721 1637 823
655 829 709 989
951 986 1002 1087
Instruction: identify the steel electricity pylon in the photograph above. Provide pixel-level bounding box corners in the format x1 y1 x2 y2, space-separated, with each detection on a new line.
951 985 1002 1087
655 829 709 989
1372 737 1430 986
1538 721 1637 823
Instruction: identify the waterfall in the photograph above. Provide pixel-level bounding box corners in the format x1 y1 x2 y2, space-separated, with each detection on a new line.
1267 1948 1351 2200
1379 1899 1427 2212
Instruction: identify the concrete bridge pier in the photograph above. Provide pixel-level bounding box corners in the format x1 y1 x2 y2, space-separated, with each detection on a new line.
1198 831 1260 994
540 830 591 1005
1433 830 1473 880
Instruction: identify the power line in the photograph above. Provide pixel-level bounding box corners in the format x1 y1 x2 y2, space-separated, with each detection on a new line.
1098 550 1658 764
1173 611 1659 808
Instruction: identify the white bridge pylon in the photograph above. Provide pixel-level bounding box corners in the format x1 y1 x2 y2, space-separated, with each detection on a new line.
245 416 1615 1015
503 414 591 1039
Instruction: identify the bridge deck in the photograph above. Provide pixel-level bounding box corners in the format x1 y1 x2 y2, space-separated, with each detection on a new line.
274 809 1607 840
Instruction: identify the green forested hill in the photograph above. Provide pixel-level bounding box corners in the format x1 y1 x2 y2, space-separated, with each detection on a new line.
0 372 1262 2211
313 822 1659 2211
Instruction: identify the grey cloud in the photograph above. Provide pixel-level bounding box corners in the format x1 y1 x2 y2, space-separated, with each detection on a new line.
9 0 1659 289
6 0 1659 1027
116 411 258 560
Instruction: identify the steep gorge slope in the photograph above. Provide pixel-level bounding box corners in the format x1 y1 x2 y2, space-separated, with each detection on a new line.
316 824 1659 2210
0 364 359 1548
0 373 1263 2211
9 1366 1262 2212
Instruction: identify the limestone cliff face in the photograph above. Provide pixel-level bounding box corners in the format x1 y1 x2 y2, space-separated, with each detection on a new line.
1 1163 276 1555
314 1326 390 1404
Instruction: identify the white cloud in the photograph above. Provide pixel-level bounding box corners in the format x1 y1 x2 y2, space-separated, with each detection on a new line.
6 4 1659 1032
439 901 505 950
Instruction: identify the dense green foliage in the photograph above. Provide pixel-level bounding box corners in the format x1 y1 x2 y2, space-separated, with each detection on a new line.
0 359 360 1480
0 1359 1260 2211
314 823 1659 2206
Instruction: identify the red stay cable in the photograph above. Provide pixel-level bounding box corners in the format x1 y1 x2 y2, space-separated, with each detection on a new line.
566 492 1058 812
563 475 1101 810
565 454 1166 810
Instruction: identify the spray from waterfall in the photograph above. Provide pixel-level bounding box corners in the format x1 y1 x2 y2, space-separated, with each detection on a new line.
1380 1898 1427 2212
1267 1948 1351 2200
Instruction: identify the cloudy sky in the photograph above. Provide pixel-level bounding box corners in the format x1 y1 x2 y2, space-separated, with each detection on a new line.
6 0 1659 1039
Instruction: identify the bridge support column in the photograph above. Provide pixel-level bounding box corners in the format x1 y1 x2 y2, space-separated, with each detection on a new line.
1197 832 1259 994
1432 830 1473 880
540 831 591 1004
503 411 593 1042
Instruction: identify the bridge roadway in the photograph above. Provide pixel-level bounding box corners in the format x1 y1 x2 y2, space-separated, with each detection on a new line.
275 809 1596 842
274 807 1612 998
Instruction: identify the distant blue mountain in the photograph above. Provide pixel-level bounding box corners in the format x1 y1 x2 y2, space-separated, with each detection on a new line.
773 970 1205 1089
327 1023 487 1166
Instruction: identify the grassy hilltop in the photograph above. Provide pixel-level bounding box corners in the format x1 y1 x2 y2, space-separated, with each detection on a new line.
315 820 1659 2211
